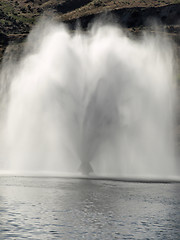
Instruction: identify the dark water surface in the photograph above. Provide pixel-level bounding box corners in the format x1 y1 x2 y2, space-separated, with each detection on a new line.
0 177 179 239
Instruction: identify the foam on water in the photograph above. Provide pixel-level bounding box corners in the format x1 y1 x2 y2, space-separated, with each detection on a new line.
0 20 178 180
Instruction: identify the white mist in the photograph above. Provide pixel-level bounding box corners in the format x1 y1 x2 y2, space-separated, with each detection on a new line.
0 21 178 180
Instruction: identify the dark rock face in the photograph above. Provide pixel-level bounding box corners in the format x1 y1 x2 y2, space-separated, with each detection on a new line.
0 32 9 60
67 4 180 29
0 33 9 46
56 0 92 14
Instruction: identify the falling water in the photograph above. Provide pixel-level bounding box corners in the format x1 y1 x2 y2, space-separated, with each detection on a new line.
0 21 178 180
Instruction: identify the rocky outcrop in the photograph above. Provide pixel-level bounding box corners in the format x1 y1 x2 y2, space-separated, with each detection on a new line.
56 0 92 14
66 4 180 29
0 33 9 46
